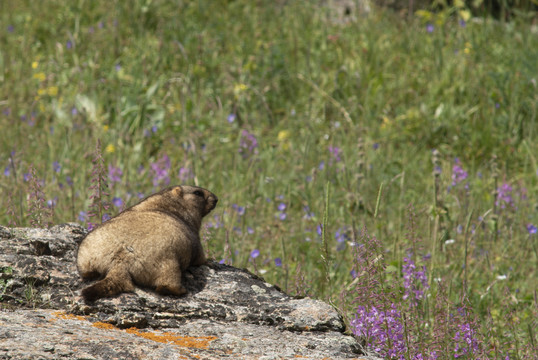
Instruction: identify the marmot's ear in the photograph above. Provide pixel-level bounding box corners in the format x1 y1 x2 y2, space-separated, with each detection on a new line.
172 186 183 197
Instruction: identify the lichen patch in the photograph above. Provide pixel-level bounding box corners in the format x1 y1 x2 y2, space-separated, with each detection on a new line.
125 327 217 349
51 310 87 322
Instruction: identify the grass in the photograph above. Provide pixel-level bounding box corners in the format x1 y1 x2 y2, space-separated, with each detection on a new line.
1 0 537 358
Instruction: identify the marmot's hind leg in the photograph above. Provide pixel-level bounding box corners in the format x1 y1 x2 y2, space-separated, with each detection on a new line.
81 265 134 302
154 260 187 296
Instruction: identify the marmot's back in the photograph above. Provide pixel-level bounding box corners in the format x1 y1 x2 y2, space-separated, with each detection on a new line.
76 185 218 301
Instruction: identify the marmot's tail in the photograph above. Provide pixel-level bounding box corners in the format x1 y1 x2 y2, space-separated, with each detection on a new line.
81 266 134 302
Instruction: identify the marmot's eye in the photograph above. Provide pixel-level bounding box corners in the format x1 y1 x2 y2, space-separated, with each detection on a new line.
193 190 204 197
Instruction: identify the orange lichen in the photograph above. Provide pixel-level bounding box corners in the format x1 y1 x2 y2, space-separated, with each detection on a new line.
52 311 87 322
92 321 118 330
51 311 217 351
125 327 217 349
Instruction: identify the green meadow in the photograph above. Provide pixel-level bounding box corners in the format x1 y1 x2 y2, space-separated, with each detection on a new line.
1 1 537 358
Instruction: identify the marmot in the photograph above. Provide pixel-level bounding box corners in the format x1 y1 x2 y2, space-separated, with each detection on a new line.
76 185 218 302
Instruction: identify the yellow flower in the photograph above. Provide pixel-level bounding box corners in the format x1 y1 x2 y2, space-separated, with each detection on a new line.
459 9 471 22
415 10 432 22
464 42 472 54
32 61 39 69
454 0 465 8
33 72 46 81
166 103 181 114
277 130 290 141
105 144 115 153
233 83 248 95
380 116 391 129
47 86 58 97
37 88 46 96
103 125 109 132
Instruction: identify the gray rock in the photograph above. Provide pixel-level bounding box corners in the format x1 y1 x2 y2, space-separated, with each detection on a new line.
0 223 381 359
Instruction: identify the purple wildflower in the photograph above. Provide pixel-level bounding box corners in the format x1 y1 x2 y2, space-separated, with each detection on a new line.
227 114 236 123
207 214 223 229
4 166 10 176
402 253 429 307
66 40 73 49
328 145 341 163
112 197 123 208
316 224 323 237
178 167 194 182
451 158 468 186
53 161 61 173
108 164 123 184
496 183 514 209
277 203 286 211
7 25 14 33
351 304 407 358
335 227 350 251
78 211 88 222
232 204 245 216
279 212 287 221
453 313 480 357
303 206 315 220
47 197 58 208
373 143 379 150
247 226 254 234
150 154 171 187
335 227 349 243
274 258 282 267
426 23 434 33
526 224 537 235
239 129 259 158
237 206 245 216
250 249 260 259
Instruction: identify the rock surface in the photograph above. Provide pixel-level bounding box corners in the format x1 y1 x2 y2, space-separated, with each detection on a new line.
0 224 381 359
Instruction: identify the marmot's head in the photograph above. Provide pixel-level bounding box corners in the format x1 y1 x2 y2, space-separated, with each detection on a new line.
168 185 218 217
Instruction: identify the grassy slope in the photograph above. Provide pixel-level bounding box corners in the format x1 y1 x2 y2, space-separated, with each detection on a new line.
1 1 537 357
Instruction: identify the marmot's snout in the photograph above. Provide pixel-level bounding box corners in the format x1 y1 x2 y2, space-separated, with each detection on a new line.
206 194 218 214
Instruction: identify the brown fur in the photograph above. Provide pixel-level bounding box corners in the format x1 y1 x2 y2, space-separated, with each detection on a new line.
77 185 218 302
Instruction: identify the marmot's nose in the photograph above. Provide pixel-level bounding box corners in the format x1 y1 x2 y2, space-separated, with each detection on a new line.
207 196 218 211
